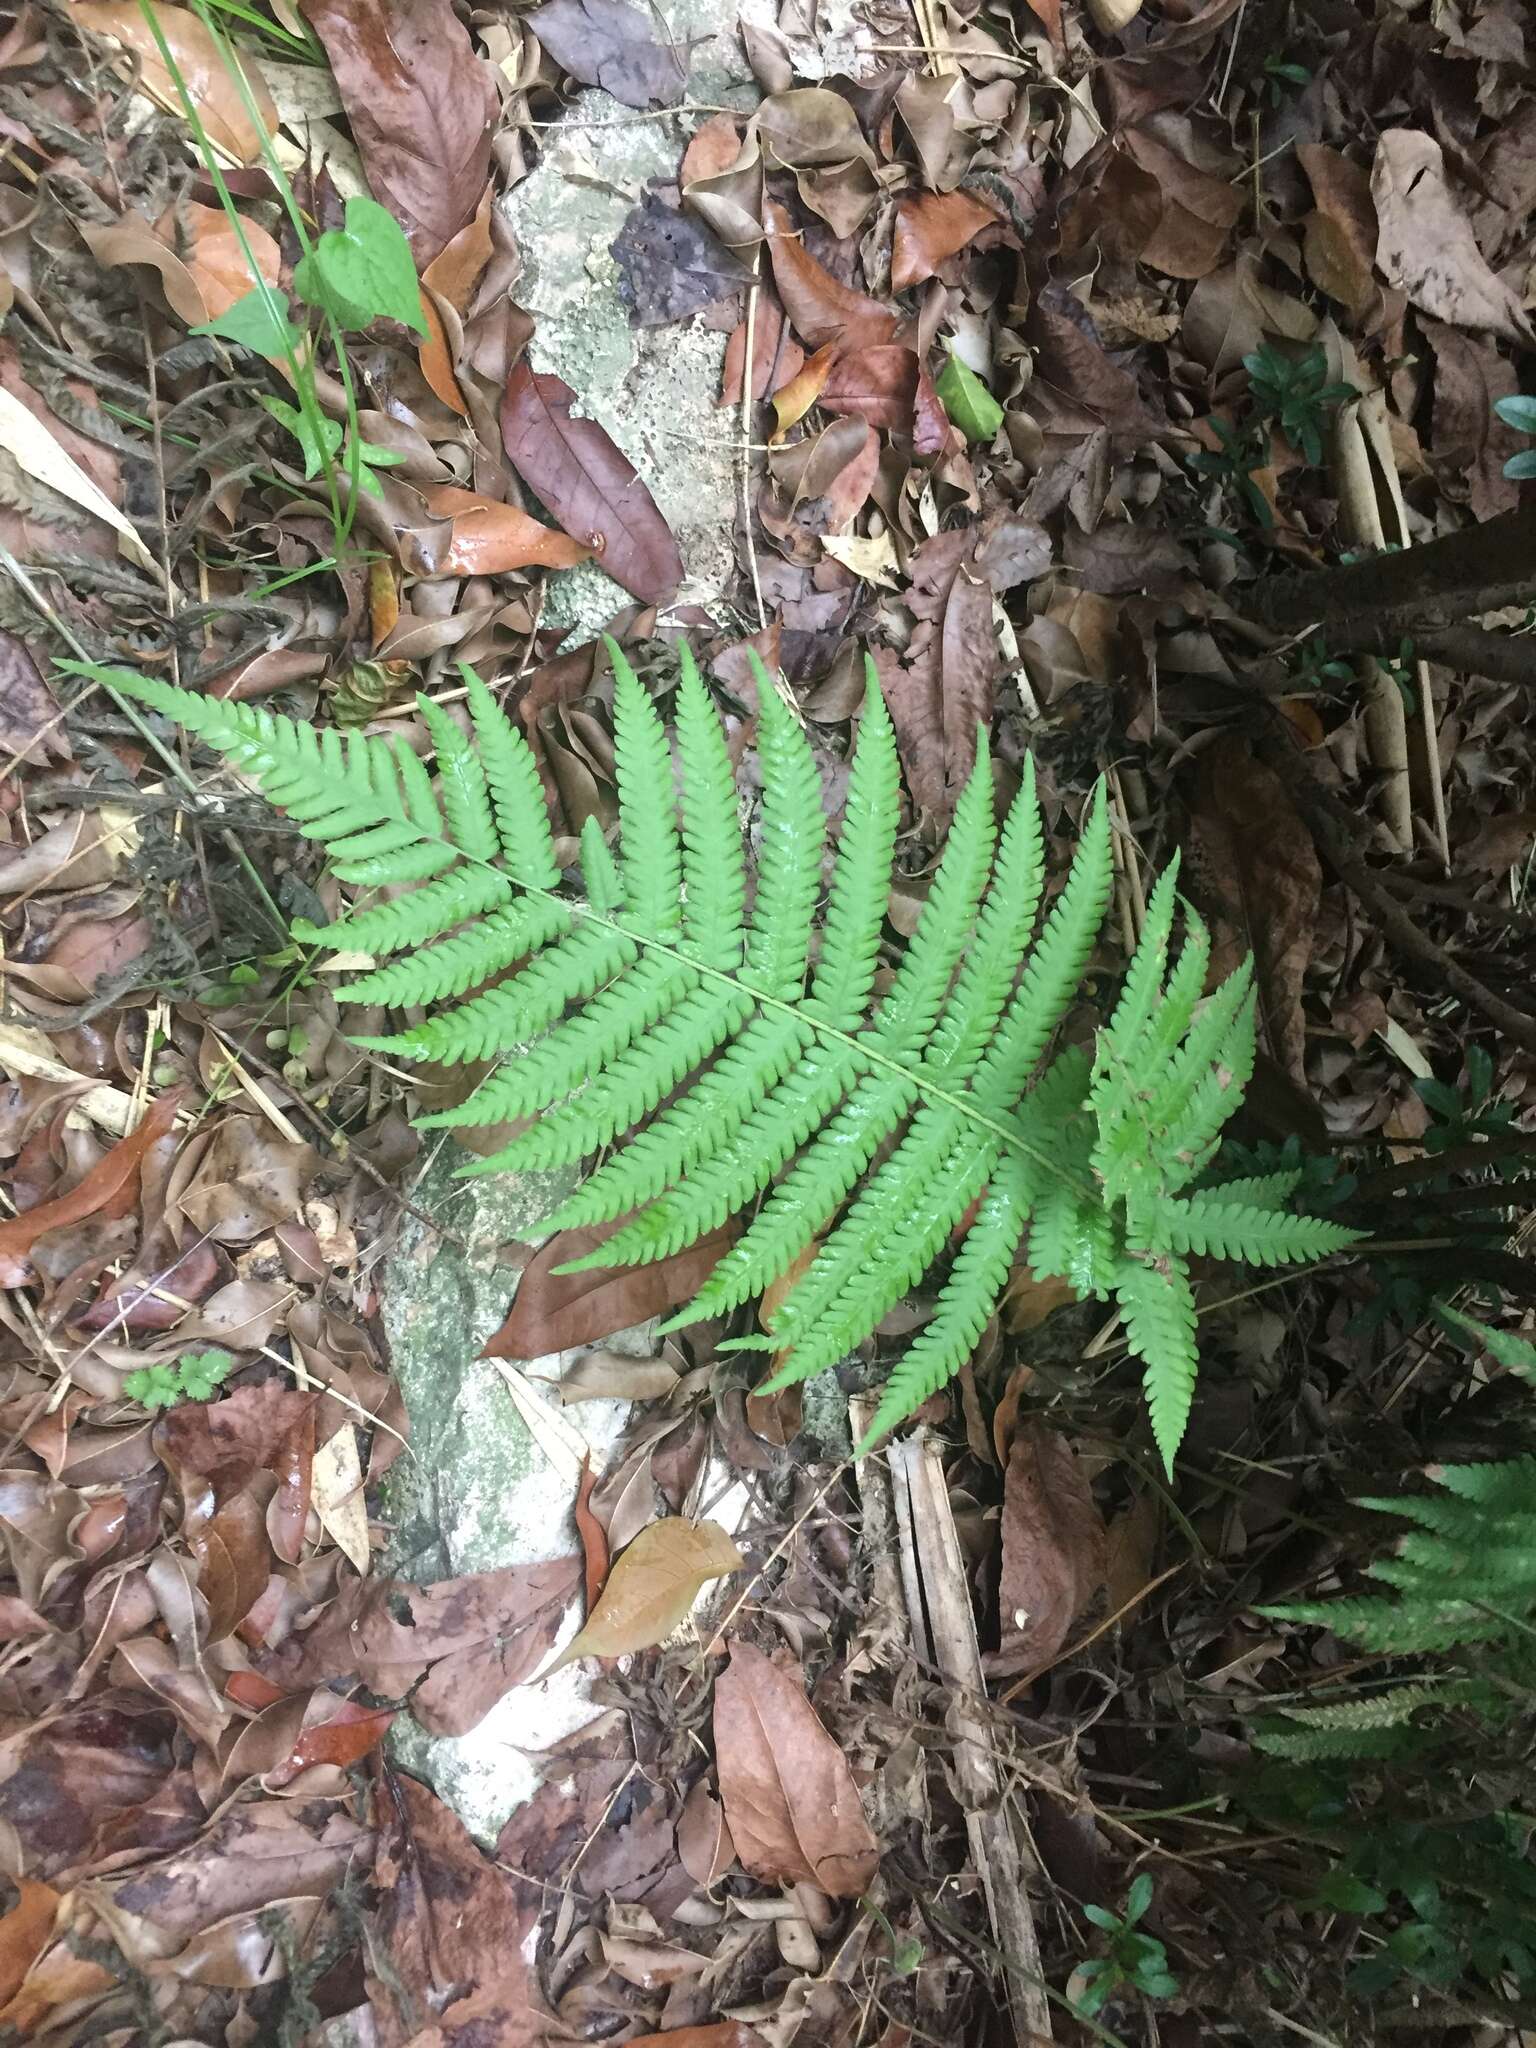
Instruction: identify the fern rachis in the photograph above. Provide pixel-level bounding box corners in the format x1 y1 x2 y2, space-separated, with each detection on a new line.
87 641 1359 1469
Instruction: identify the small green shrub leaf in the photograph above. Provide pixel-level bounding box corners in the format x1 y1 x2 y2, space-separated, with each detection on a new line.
194 284 302 357
935 350 1003 443
294 195 427 335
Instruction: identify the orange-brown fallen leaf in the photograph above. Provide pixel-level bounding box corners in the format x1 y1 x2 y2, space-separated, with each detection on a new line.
0 1088 183 1285
713 1638 879 1897
72 1 278 162
419 484 594 575
891 188 998 291
543 1517 742 1675
575 1451 610 1614
988 1423 1106 1678
0 1879 59 2009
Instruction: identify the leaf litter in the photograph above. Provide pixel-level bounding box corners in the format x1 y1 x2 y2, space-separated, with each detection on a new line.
2 0 1536 2039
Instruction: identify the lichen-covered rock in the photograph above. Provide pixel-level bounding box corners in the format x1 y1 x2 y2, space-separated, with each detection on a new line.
504 0 759 639
380 1150 632 1845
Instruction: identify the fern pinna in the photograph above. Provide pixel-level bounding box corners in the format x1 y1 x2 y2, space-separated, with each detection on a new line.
92 641 1355 1468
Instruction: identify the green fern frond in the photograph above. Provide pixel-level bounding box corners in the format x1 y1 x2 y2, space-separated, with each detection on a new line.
1251 1723 1418 1762
99 640 1350 1468
1138 1192 1354 1265
1116 1248 1200 1476
1269 1682 1468 1732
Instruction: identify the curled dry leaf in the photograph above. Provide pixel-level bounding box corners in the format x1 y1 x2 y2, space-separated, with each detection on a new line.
712 1638 880 1897
299 0 497 264
764 200 898 351
72 1 279 162
987 1422 1107 1678
502 361 684 603
1371 129 1533 347
483 1216 736 1357
575 1453 609 1612
0 1089 182 1286
0 384 153 570
419 484 593 575
542 1516 742 1674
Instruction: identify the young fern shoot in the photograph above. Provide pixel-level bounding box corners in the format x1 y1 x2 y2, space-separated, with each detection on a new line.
86 641 1358 1469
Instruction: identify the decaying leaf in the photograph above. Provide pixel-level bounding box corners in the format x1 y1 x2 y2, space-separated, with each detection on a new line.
543 1517 742 1674
1184 734 1321 1089
676 1777 735 1887
502 362 684 602
1372 129 1533 347
369 1770 539 2045
264 1558 582 1735
891 188 998 291
713 1638 879 1897
987 1423 1107 1677
529 0 686 109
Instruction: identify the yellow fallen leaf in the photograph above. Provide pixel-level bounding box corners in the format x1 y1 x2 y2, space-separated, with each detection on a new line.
0 387 153 569
539 1517 742 1676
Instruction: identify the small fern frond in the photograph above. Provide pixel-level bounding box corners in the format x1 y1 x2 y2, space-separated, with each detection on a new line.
1138 1192 1356 1266
1270 1682 1469 1732
1251 1723 1417 1762
101 640 1347 1470
1116 1248 1200 1476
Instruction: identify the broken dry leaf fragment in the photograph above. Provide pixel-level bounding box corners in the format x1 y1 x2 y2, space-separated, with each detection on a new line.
713 1638 879 1897
540 1516 742 1674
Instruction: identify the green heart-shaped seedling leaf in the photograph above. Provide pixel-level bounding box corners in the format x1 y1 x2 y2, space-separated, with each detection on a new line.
294 195 426 336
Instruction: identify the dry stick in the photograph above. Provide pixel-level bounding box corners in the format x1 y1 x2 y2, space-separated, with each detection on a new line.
885 1428 1053 2045
1256 500 1536 644
1256 723 1536 1053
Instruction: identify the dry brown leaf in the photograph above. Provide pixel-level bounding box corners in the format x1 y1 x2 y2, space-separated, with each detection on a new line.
1122 129 1242 279
713 1638 880 1897
764 200 898 352
1372 130 1533 347
72 2 278 162
719 297 804 406
502 362 684 602
1297 144 1380 324
1184 734 1321 1089
676 1777 735 1887
575 1453 609 1614
770 340 838 440
987 1423 1107 1678
543 1517 741 1674
299 0 497 264
369 1771 539 2047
